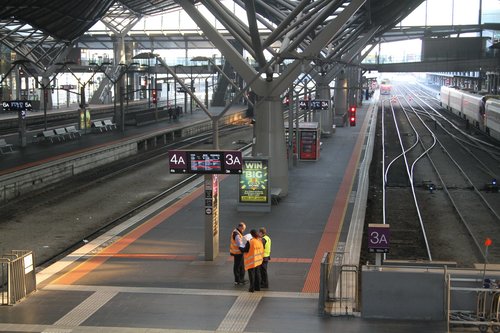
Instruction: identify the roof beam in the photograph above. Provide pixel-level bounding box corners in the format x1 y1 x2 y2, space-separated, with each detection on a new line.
177 0 262 93
243 0 267 68
273 0 366 95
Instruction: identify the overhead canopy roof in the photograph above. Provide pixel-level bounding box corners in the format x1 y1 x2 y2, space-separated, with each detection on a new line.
0 0 423 44
0 0 115 42
0 0 190 42
1 0 494 73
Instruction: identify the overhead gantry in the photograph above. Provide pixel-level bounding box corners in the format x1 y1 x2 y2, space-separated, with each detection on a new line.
0 0 426 189
177 0 424 196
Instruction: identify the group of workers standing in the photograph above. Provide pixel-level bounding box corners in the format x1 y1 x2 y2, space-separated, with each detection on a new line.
230 222 271 293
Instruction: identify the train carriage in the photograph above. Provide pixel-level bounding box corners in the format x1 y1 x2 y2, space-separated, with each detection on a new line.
440 86 500 136
380 79 392 95
440 86 451 108
448 89 463 116
462 92 484 128
485 99 500 141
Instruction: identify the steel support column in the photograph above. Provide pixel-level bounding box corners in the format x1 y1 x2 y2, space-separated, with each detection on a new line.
253 94 288 195
315 76 333 136
334 70 348 127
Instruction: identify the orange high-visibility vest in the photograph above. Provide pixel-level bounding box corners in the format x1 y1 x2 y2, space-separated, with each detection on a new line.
244 238 264 271
230 229 243 255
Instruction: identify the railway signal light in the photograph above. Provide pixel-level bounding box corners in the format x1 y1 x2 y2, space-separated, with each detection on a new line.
349 106 356 127
152 89 157 104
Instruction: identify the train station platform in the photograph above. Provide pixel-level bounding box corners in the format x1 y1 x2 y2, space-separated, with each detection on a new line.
0 103 246 174
0 98 445 332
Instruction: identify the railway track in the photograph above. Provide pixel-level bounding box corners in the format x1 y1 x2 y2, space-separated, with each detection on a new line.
378 81 500 266
0 122 254 269
381 93 431 261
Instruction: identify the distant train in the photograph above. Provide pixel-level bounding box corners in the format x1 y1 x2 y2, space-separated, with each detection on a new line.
380 79 392 95
440 86 500 141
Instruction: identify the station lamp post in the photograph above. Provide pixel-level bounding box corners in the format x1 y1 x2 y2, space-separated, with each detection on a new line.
174 64 183 110
3 60 65 138
91 61 139 132
173 64 189 115
58 61 105 134
89 61 112 112
133 52 160 120
190 56 254 109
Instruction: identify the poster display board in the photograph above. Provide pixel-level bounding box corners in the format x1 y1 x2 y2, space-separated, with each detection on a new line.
285 122 320 161
238 157 270 212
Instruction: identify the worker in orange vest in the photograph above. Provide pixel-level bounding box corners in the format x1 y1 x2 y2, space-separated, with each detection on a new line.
241 229 264 292
230 222 247 285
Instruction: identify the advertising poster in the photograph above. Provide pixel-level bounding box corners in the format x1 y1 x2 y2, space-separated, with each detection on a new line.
239 158 269 203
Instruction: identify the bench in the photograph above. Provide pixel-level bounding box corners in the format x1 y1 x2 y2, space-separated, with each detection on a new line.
54 128 70 140
271 187 282 205
0 138 14 154
65 126 81 138
103 119 117 130
42 130 58 143
92 120 107 132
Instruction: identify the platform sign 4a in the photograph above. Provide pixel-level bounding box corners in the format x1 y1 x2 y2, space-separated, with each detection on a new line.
368 224 390 253
169 150 242 174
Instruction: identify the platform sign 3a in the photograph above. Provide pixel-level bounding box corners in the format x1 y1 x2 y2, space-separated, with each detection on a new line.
368 224 390 253
169 150 242 174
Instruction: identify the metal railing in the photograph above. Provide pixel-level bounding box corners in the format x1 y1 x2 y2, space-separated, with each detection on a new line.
0 250 36 305
319 251 359 316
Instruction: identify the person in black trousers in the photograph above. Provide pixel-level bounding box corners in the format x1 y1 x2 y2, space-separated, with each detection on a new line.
259 227 271 288
241 229 264 292
230 222 247 285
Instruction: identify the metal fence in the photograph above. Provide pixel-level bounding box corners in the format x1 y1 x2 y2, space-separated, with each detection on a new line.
319 251 359 316
0 251 36 305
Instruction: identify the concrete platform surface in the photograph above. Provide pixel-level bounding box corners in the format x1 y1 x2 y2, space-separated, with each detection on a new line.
0 98 446 332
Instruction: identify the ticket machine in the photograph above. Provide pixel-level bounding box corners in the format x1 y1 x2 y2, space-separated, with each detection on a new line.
285 122 320 161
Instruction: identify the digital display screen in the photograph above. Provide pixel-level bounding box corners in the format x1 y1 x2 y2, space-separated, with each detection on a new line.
310 100 329 110
298 100 329 110
2 100 33 112
169 150 242 174
189 152 223 173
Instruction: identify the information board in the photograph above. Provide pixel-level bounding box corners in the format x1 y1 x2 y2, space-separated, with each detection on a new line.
169 150 242 174
310 99 329 110
2 100 33 112
298 99 329 110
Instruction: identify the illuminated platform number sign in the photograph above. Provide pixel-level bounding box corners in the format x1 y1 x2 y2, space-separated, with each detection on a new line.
169 150 242 174
368 224 390 253
2 100 33 112
310 100 329 110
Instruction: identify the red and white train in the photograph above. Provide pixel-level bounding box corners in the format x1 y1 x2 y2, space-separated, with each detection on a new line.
440 86 500 141
380 79 392 95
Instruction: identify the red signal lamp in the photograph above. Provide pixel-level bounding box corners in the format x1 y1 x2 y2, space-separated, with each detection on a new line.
349 106 356 127
152 89 157 104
